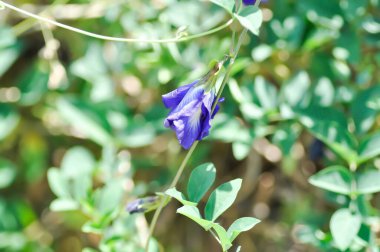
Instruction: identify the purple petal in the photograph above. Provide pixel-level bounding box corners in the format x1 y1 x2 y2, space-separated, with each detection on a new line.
164 86 205 149
162 80 198 109
242 0 267 5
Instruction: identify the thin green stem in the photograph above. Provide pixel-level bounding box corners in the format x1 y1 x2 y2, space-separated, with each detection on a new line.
146 28 248 252
254 0 262 7
1 0 233 43
212 28 247 113
11 0 70 36
145 142 198 251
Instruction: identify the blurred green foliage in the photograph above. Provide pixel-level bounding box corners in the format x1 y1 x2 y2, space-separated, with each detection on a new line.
0 0 380 251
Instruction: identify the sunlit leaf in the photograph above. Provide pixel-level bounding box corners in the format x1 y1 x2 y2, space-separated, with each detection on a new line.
330 208 361 251
187 163 216 203
234 6 263 35
358 132 380 164
227 217 261 242
309 166 353 195
356 170 380 194
165 188 197 206
177 205 214 230
205 179 242 221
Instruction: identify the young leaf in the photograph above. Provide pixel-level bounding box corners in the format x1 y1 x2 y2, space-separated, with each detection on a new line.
254 76 278 110
358 132 380 164
50 198 79 211
212 223 233 251
234 6 263 35
47 168 70 198
232 141 251 161
209 0 235 14
308 166 353 195
187 163 216 203
356 170 380 194
227 217 261 242
330 208 361 251
281 71 310 108
177 205 214 230
61 146 95 178
205 179 242 221
165 188 197 206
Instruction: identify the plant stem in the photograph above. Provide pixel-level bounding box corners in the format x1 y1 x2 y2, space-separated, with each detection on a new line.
1 0 233 44
146 28 248 252
11 0 70 36
145 141 198 251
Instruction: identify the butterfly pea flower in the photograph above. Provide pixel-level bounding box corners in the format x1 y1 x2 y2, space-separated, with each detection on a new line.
162 62 224 149
126 196 159 214
242 0 267 5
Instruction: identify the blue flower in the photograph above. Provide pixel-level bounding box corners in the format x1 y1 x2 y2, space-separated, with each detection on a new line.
242 0 267 5
162 64 223 149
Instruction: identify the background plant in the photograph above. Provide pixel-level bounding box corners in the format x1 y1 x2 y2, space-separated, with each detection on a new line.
0 0 379 251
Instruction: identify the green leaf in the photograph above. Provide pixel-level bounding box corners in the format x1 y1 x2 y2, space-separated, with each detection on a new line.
356 170 380 194
308 166 353 195
187 163 216 203
212 223 233 251
281 71 310 108
227 217 261 242
358 132 380 164
234 6 263 35
205 178 242 221
94 180 124 214
0 158 17 189
330 208 361 251
47 168 70 198
272 123 301 156
0 27 21 76
50 198 80 211
232 141 251 161
254 76 278 110
351 86 380 134
177 205 214 230
209 0 235 14
56 97 113 145
307 121 358 164
165 188 197 206
61 146 95 178
0 105 20 141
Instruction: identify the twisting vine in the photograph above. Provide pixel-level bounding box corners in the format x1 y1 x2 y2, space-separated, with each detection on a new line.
0 0 233 43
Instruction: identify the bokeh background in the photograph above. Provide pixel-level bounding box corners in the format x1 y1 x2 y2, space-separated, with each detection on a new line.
0 0 379 251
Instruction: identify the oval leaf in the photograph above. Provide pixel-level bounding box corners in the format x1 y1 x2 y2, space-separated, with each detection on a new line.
356 170 380 194
358 132 380 164
227 217 261 242
205 178 242 221
209 0 235 14
308 166 353 195
165 187 197 206
330 208 361 251
234 7 263 35
177 205 213 230
187 163 216 203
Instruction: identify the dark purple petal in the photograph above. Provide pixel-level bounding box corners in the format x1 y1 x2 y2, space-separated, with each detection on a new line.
163 80 223 149
198 92 214 139
126 199 145 214
126 196 158 214
164 86 205 149
242 0 267 5
162 80 198 109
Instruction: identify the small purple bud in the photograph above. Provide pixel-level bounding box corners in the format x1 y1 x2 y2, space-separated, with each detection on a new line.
126 196 158 214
